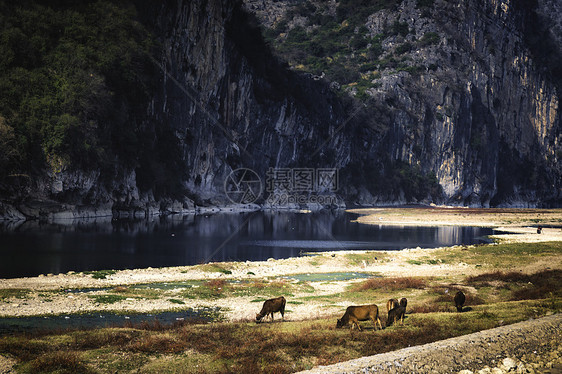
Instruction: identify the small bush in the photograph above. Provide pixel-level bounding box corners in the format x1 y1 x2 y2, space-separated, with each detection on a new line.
168 298 185 304
84 269 117 280
420 31 440 46
395 42 412 55
128 334 186 354
73 330 138 349
29 351 95 374
205 279 227 290
91 294 127 304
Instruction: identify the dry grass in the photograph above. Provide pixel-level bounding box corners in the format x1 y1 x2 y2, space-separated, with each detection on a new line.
1 296 559 373
466 271 530 284
466 269 562 301
28 351 95 374
351 276 427 292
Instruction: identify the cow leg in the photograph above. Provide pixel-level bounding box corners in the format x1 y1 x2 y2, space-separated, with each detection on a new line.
376 317 382 330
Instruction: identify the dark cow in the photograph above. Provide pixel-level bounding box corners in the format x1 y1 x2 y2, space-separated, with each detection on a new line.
399 297 407 309
386 298 399 313
256 296 286 323
336 304 382 331
386 305 406 326
454 291 466 312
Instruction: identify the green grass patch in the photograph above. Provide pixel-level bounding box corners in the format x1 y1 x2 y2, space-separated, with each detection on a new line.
168 299 185 305
90 295 128 304
344 252 389 266
432 241 562 270
407 260 423 265
83 269 118 280
177 278 308 300
0 288 31 300
197 264 233 275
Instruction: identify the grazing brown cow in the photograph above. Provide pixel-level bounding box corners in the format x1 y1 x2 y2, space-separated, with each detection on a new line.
386 305 406 326
399 297 407 309
336 304 382 331
386 298 399 313
256 296 286 323
454 291 465 312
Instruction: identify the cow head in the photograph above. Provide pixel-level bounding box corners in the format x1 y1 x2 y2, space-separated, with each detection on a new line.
336 318 343 328
255 313 263 322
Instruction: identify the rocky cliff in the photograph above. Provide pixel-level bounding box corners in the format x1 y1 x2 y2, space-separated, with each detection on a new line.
244 0 562 207
1 0 561 220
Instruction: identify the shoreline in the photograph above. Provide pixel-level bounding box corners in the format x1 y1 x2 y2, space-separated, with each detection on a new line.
1 207 561 321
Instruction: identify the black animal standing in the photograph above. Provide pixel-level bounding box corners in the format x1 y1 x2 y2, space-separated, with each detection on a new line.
256 296 286 323
454 291 466 312
386 305 406 326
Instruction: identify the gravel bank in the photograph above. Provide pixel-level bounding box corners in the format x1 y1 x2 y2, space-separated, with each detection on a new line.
297 313 562 374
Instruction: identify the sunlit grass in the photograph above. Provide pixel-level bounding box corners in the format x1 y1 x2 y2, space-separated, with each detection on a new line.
425 241 562 270
1 298 558 374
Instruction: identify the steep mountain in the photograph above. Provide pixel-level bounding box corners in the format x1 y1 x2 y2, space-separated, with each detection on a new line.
246 0 562 206
0 0 560 220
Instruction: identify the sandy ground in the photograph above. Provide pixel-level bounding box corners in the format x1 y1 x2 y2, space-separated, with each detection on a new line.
1 207 561 322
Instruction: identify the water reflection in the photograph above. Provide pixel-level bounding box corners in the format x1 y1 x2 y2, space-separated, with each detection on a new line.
0 211 493 278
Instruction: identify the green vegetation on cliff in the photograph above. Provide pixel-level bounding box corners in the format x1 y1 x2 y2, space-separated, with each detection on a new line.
261 0 429 91
0 0 155 181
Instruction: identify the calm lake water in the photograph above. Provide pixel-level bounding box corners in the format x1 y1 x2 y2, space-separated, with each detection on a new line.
0 210 494 279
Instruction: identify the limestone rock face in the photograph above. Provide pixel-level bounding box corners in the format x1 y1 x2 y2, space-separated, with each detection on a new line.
147 0 560 208
2 0 561 219
236 0 562 207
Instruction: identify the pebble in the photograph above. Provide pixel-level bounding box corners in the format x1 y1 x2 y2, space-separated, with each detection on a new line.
502 358 517 371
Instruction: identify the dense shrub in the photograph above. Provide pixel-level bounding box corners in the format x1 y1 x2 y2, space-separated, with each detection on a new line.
0 1 155 179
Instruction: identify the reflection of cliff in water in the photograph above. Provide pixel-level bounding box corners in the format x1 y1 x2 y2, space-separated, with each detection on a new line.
0 211 494 278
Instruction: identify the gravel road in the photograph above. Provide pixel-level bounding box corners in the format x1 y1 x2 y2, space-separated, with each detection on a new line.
297 313 562 374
